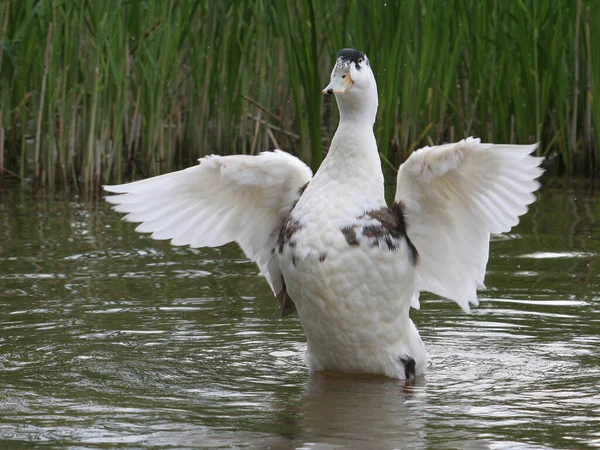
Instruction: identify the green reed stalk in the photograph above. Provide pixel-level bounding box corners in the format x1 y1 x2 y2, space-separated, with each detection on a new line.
588 5 600 171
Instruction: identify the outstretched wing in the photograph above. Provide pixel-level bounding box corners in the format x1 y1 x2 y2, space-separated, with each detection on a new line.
395 137 543 311
104 150 312 312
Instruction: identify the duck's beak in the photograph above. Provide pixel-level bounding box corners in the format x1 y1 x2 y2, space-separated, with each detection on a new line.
323 72 353 95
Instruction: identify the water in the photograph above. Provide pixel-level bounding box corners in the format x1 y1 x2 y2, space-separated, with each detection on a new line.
1 180 599 449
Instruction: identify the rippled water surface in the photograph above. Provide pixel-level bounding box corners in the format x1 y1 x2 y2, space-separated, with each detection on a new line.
1 180 600 449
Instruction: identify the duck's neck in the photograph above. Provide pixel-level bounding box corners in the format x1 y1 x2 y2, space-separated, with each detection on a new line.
325 85 381 174
336 90 378 126
328 120 378 160
317 118 384 203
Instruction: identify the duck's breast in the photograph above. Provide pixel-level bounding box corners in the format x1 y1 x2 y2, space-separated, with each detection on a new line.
276 190 423 377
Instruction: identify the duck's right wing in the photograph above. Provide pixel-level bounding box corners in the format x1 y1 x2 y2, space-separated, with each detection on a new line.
395 137 543 311
104 150 312 315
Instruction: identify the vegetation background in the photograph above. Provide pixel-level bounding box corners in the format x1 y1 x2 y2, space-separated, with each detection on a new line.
0 0 598 194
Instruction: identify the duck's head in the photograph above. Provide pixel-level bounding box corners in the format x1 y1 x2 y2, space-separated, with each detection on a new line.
323 48 378 124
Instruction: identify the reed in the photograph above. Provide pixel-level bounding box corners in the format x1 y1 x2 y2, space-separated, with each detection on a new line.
0 0 598 193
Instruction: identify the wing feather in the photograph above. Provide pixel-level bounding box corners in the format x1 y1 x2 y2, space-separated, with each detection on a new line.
104 150 312 302
395 137 543 311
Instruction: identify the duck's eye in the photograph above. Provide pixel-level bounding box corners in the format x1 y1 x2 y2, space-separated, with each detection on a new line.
342 75 346 79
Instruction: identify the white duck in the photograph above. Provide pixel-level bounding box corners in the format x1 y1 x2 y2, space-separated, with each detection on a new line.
105 48 543 380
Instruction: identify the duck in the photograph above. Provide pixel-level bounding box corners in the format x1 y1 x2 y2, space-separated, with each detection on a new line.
104 48 543 380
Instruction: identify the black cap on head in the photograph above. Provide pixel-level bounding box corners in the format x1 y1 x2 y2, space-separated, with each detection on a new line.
336 48 368 70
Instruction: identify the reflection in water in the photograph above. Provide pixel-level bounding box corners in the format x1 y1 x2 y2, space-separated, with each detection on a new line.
297 374 431 449
0 179 600 448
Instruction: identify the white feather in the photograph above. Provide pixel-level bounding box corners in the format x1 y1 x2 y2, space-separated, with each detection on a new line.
104 150 312 296
395 137 544 311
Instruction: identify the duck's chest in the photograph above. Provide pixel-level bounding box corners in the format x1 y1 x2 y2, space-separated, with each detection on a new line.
277 180 384 264
275 184 419 371
275 181 417 306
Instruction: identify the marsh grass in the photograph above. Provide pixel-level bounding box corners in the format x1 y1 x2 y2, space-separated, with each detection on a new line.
0 0 598 193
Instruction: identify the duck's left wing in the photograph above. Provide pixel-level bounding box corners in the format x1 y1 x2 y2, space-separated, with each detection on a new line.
395 137 543 311
104 150 312 314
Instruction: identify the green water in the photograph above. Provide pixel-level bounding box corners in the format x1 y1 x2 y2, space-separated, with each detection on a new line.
0 180 599 449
